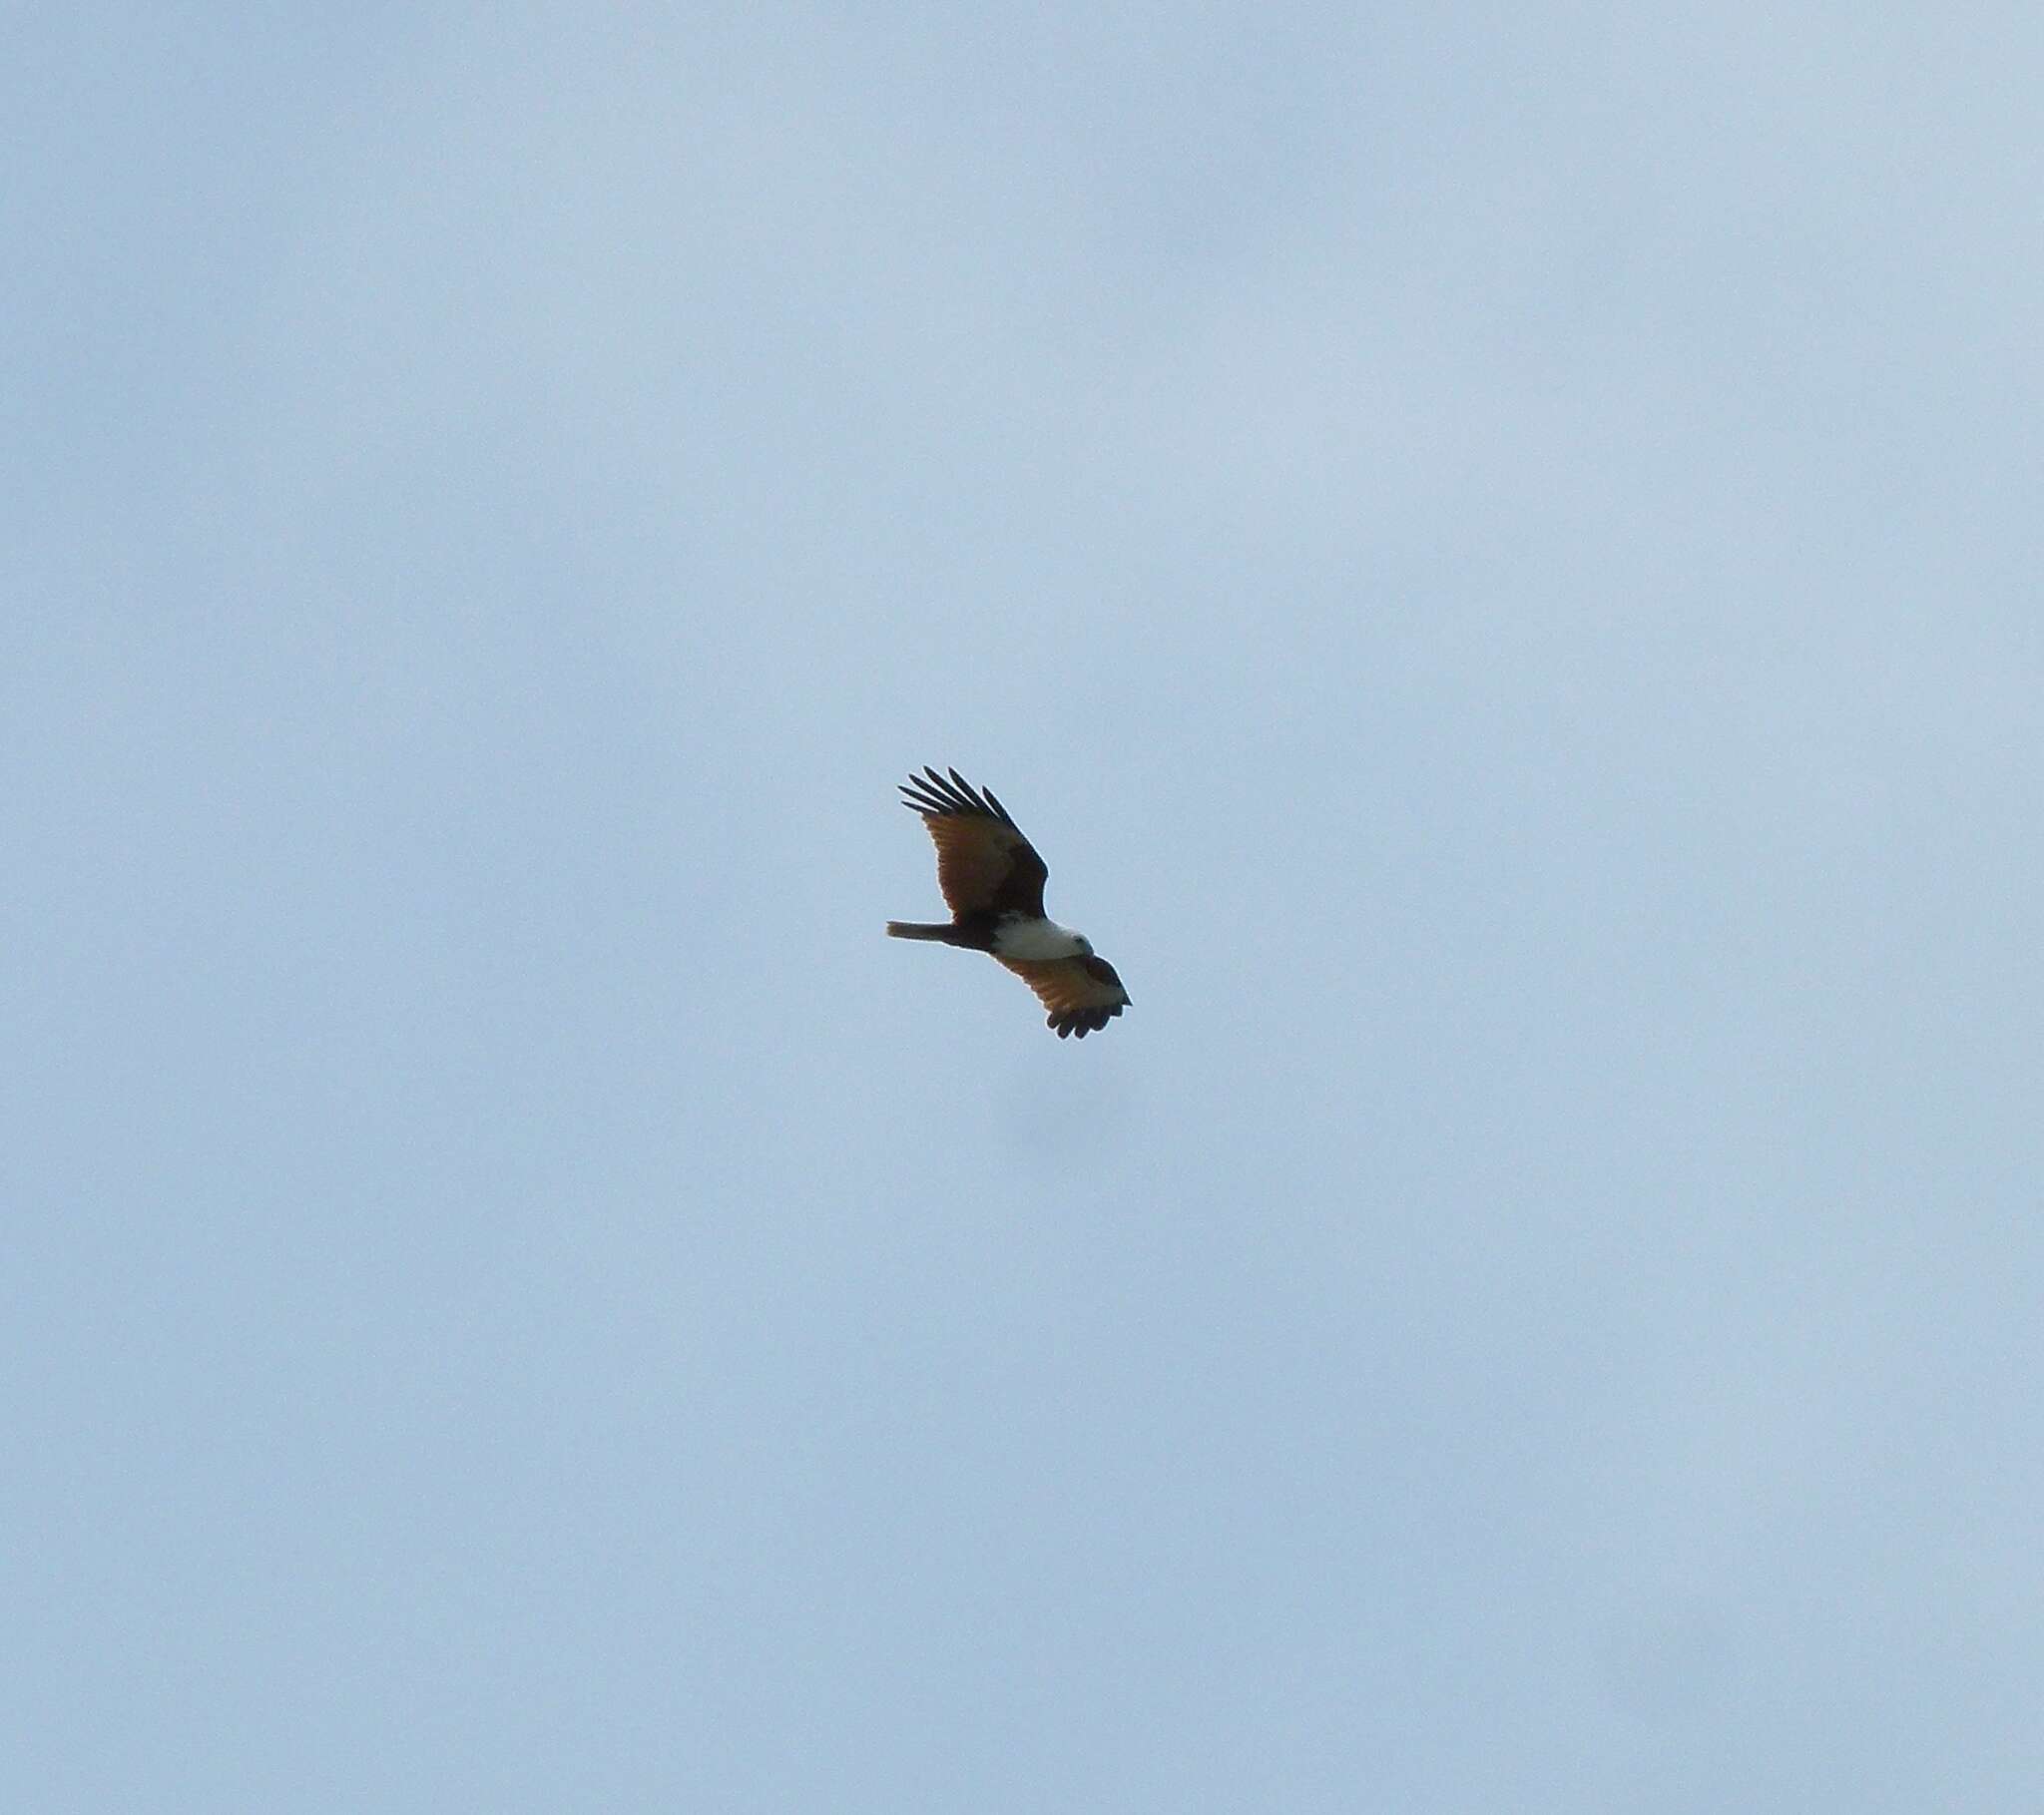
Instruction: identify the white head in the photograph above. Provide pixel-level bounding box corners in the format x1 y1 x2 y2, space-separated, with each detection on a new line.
993 916 1093 962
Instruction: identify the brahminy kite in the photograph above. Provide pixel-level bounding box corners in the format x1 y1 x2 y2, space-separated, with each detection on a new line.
887 767 1132 1039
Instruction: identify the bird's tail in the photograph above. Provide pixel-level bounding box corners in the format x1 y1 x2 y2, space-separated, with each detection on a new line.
886 921 963 943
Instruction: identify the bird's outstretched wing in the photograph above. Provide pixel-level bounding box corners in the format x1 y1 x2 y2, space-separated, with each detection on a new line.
899 766 1049 919
998 954 1132 1039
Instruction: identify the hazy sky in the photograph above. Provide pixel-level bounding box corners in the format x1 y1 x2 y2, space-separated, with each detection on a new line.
7 5 2040 1809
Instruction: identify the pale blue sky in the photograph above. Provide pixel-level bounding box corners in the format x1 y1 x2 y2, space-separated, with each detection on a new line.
7 5 2041 1809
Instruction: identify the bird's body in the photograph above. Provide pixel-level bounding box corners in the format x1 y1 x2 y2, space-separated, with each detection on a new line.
887 767 1131 1039
883 912 1090 961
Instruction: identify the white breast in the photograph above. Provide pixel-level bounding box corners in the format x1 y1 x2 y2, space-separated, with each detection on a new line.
992 916 1088 961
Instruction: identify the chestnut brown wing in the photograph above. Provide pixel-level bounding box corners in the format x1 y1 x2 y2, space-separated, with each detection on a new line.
899 767 1049 918
997 954 1131 1039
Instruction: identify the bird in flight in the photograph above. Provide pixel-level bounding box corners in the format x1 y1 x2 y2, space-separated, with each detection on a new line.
887 767 1132 1039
